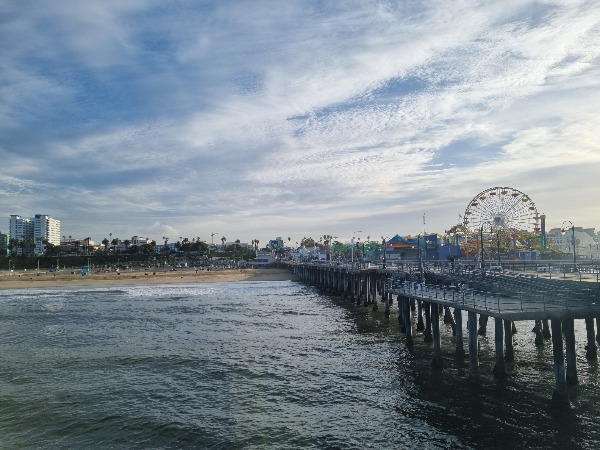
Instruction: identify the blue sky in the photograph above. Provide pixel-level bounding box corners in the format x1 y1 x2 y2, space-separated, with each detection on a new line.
1 0 599 245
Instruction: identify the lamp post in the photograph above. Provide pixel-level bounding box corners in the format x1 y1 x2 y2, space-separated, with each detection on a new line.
561 220 576 269
417 235 424 282
381 236 390 269
480 222 493 274
351 230 362 264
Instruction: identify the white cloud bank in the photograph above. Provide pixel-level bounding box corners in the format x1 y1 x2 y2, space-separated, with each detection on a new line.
0 0 598 243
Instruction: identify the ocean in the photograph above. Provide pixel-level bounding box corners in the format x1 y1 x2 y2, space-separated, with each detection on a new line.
1 280 599 449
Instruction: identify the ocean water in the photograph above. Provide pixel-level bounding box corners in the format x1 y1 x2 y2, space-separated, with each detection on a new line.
1 280 599 449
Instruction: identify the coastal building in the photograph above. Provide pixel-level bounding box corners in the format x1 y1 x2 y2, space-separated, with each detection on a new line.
249 251 277 267
33 214 61 254
131 236 151 246
9 215 33 254
61 237 96 254
9 214 61 255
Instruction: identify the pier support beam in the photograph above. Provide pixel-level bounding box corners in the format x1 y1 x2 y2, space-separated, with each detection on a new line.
404 297 413 347
564 318 578 386
397 295 403 327
504 319 514 362
423 302 432 342
416 300 425 331
542 319 551 339
477 314 488 336
551 319 569 406
534 320 544 346
468 311 479 383
493 317 506 378
454 308 464 359
371 276 378 311
585 317 597 359
431 302 442 369
384 292 390 318
444 306 457 336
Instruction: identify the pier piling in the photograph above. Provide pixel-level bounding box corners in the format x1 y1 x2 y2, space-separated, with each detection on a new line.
564 318 578 386
504 319 514 361
551 319 569 406
416 300 425 331
468 311 479 383
454 308 464 358
585 317 598 359
431 302 442 368
404 297 413 347
423 301 432 342
493 317 506 378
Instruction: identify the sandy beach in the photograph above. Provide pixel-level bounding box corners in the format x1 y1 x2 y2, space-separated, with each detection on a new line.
0 267 298 290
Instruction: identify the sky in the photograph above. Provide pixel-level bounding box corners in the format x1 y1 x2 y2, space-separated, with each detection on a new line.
1 0 599 246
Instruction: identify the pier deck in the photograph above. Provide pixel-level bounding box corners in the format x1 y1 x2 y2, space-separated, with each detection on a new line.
388 281 600 321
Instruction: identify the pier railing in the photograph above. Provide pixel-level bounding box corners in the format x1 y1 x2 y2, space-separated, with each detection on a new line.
389 281 600 319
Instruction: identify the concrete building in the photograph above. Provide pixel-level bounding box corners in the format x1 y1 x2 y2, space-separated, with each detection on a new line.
131 236 151 246
9 215 33 254
9 214 61 255
33 214 61 254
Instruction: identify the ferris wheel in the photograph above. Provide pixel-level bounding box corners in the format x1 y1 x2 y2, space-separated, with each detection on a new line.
462 187 540 232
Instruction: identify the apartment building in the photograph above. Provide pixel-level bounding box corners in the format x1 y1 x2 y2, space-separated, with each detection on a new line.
33 214 61 253
9 214 61 255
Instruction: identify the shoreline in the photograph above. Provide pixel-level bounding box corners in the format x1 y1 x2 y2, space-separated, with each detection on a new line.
0 267 298 290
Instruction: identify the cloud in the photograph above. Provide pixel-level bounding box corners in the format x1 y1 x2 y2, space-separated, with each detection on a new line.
0 0 599 242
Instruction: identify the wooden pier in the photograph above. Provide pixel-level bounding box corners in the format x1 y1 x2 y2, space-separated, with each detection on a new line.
290 262 600 405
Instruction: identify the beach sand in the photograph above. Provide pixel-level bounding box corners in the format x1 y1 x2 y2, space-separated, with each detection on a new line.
0 267 298 290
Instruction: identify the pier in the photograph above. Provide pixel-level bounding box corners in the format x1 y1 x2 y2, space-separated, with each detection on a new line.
290 261 600 405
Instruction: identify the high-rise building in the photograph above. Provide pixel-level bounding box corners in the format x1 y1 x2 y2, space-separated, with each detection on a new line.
9 214 61 255
9 215 33 254
34 214 61 254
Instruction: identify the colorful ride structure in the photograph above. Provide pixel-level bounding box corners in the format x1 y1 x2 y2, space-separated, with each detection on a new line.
458 186 548 259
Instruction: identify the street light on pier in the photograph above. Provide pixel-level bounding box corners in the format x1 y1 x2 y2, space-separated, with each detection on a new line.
417 235 424 282
479 223 493 274
381 237 390 269
351 230 362 264
561 220 577 269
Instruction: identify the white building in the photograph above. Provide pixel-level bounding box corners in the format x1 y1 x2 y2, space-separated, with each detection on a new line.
33 214 61 254
9 214 61 255
9 215 33 254
131 236 151 246
9 215 33 248
546 227 599 259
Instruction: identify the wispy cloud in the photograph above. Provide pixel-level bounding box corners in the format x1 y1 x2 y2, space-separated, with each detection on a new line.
1 0 598 242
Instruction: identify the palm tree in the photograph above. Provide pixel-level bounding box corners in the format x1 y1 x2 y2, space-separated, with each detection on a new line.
221 236 226 249
102 238 109 252
8 238 18 255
